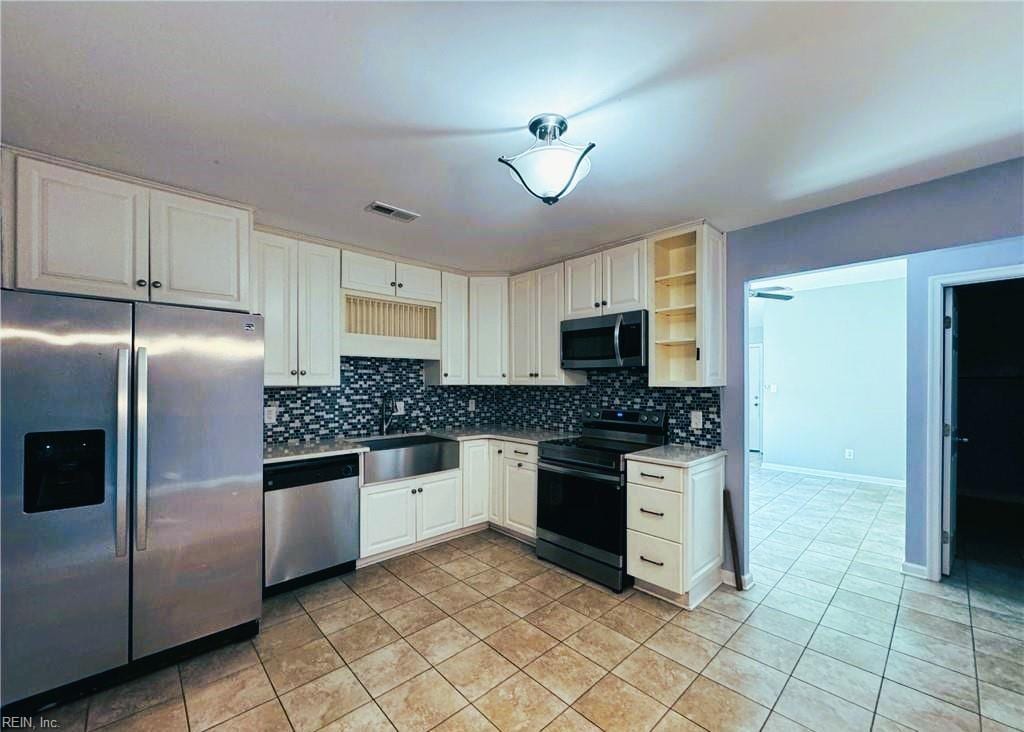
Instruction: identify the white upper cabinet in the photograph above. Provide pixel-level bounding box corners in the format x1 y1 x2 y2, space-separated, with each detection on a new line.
510 263 585 386
342 250 442 302
254 233 299 386
297 241 341 386
149 190 251 311
564 252 602 319
469 276 509 384
440 272 468 384
509 271 537 384
341 250 397 296
254 232 340 387
565 240 647 319
16 158 151 301
488 441 505 525
396 262 442 301
603 239 647 314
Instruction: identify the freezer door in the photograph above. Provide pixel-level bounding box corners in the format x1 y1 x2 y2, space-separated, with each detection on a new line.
131 304 264 659
1 290 132 704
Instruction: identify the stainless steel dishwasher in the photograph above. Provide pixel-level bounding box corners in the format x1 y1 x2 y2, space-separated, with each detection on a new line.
263 454 359 589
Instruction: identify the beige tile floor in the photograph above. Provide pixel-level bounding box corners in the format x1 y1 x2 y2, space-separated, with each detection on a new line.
26 463 1024 732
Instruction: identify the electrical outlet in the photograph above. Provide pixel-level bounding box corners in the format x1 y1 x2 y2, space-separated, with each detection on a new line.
394 400 405 415
844 448 854 460
690 410 703 430
467 399 476 412
263 406 278 425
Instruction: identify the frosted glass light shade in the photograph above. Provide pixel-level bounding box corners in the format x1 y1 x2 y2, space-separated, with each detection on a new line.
499 114 595 205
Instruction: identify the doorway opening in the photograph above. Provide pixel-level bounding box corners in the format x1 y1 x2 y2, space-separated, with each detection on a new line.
941 277 1024 573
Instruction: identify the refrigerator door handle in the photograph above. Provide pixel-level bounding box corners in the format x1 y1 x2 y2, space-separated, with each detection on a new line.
135 347 149 551
115 348 130 557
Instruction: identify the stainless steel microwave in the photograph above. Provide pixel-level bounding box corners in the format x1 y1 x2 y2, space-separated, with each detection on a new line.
560 310 647 369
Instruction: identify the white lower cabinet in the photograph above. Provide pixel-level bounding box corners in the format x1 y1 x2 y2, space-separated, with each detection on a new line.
625 454 725 609
419 473 463 540
489 442 505 525
503 458 537 538
460 440 490 526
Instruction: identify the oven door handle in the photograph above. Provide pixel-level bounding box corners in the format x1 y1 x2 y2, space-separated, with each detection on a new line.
612 313 624 366
539 461 621 484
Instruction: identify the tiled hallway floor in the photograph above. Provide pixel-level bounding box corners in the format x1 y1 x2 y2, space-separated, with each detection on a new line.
28 466 1024 732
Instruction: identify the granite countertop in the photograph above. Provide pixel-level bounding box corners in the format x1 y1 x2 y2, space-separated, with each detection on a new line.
627 444 727 468
263 438 369 465
427 427 577 444
263 427 575 464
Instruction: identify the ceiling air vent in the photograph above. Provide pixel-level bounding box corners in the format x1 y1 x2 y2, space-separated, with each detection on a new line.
364 200 420 223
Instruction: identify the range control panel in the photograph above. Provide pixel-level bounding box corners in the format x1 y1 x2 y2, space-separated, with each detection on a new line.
580 409 667 428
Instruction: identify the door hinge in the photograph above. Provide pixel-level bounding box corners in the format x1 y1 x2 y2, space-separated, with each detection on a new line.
942 530 949 544
943 423 951 437
696 347 701 361
944 315 952 329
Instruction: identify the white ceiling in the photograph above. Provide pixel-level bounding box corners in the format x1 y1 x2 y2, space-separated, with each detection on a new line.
3 2 1022 272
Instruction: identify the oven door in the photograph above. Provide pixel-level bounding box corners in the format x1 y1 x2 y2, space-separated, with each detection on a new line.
537 460 625 566
560 310 647 369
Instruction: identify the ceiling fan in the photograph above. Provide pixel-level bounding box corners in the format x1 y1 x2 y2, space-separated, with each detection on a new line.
749 286 794 301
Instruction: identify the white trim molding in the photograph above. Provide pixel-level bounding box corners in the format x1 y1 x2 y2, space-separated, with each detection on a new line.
924 262 1024 581
720 569 755 591
760 462 905 488
901 561 930 580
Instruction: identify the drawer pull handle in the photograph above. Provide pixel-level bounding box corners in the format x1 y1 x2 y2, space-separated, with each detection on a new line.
640 472 665 480
639 508 665 517
640 555 664 567
513 450 529 455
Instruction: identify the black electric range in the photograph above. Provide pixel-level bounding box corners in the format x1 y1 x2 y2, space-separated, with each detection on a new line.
536 409 667 591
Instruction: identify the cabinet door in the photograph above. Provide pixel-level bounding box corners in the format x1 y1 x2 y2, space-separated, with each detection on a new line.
508 271 537 385
469 277 508 384
254 233 299 386
503 459 537 538
418 473 463 541
298 242 341 386
683 460 725 590
441 272 469 385
535 263 565 384
361 480 417 557
16 158 150 301
489 442 506 525
396 262 442 302
462 441 490 526
564 253 602 319
341 250 396 296
697 225 727 387
149 191 251 311
603 240 647 314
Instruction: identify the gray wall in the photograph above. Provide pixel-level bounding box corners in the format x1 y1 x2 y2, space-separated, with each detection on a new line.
725 157 1024 574
761 278 907 481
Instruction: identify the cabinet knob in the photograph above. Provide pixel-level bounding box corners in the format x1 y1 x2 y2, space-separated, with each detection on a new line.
517 462 523 468
411 489 416 494
136 279 148 287
151 281 162 288
417 487 423 493
300 370 307 375
290 370 298 375
397 283 404 288
497 450 502 454
443 372 448 377
601 300 608 306
594 302 600 308
501 373 506 378
390 281 396 287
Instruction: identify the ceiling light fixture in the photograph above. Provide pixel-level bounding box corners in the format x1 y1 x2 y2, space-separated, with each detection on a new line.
498 114 595 205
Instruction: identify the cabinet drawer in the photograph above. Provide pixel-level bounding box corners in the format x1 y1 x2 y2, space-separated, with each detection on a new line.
627 483 682 542
627 530 682 594
626 461 683 491
503 442 537 463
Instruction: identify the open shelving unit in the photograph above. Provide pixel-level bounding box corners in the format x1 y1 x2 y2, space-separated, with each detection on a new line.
648 222 726 387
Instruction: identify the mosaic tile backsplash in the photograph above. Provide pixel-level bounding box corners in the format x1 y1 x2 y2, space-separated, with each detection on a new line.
264 357 721 448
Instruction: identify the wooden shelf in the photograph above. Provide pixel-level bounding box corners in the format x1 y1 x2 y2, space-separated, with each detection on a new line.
655 304 696 315
655 270 696 284
655 338 696 346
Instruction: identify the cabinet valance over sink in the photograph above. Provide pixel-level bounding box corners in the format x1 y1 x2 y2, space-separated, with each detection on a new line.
339 289 441 360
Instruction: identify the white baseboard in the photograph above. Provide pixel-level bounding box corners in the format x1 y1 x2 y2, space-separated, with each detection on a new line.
760 462 905 488
720 568 755 590
901 561 930 579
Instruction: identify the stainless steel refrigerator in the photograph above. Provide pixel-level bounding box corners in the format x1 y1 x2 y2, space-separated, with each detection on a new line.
1 289 264 706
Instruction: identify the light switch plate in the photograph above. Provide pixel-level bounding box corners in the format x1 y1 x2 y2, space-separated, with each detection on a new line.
263 406 278 425
468 399 476 412
844 448 855 460
690 410 703 430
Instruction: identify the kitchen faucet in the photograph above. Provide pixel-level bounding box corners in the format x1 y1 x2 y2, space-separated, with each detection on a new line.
380 391 397 434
